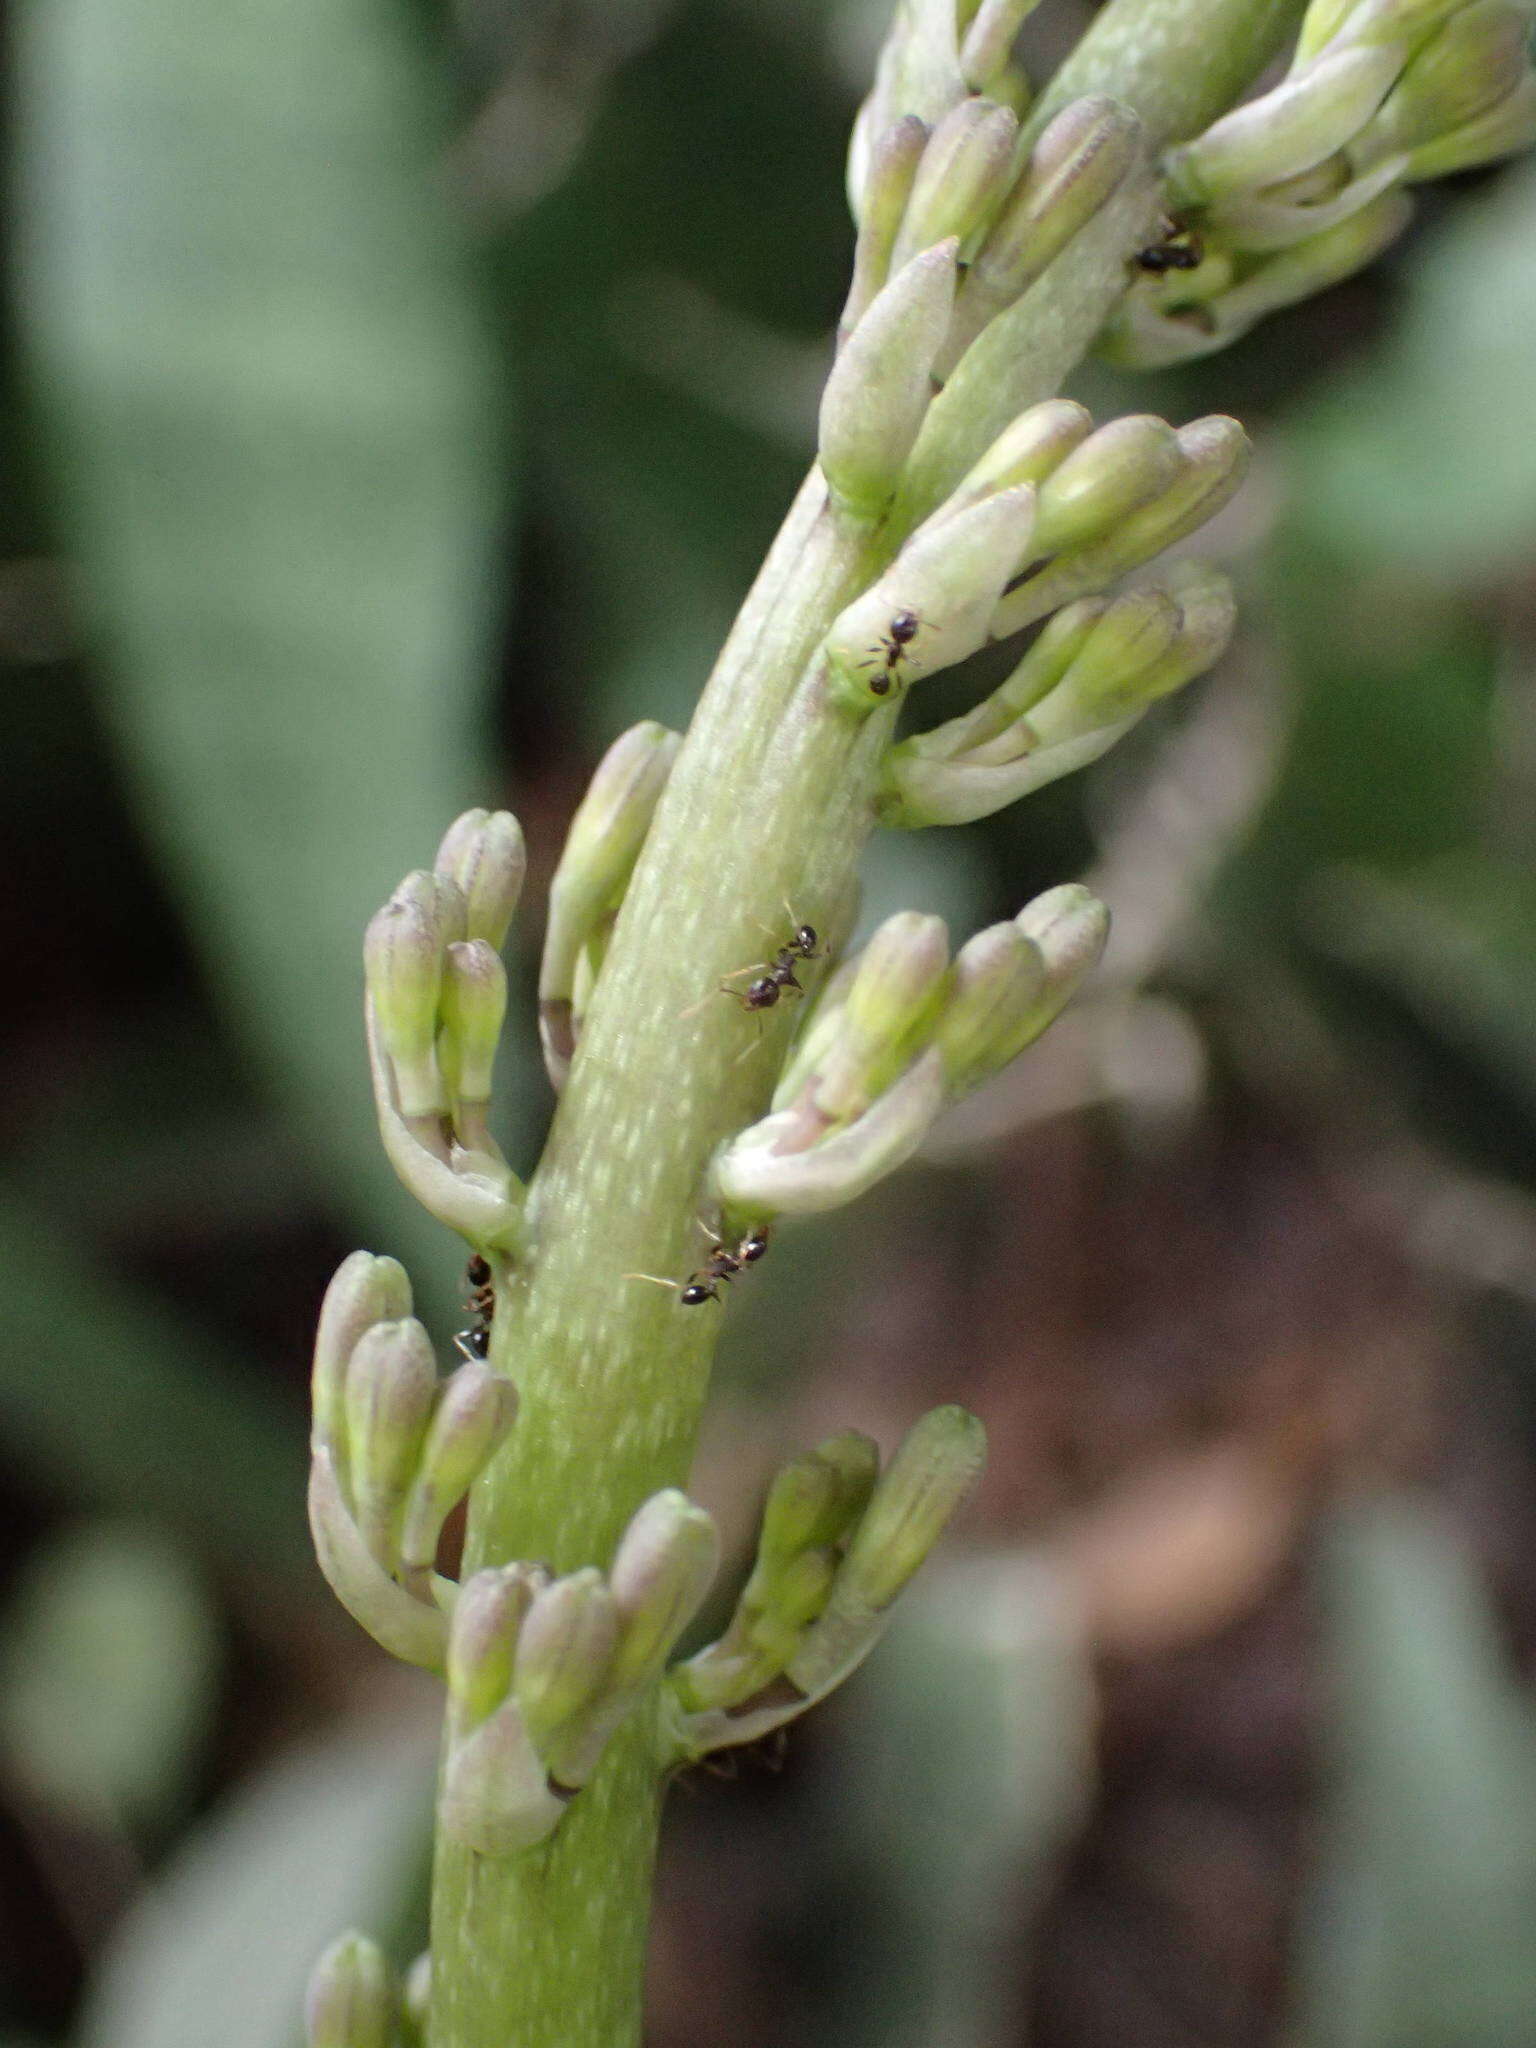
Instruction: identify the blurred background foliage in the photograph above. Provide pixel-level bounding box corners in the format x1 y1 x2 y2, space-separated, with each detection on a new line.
2 0 1536 2040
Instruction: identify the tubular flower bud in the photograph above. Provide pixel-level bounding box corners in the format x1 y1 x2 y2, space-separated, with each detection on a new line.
807 912 952 1127
819 241 960 519
1026 413 1185 561
960 0 1043 92
307 1446 448 1670
760 1433 881 1566
363 871 464 1120
608 1490 720 1693
513 1569 622 1763
845 0 971 220
446 1564 544 1728
433 808 526 952
438 939 507 1146
934 921 1050 1094
397 1360 518 1585
1354 0 1532 163
1164 44 1404 204
305 1932 398 2048
676 1547 840 1713
539 721 681 1088
939 95 1142 372
839 115 930 343
344 1318 439 1571
311 1250 412 1478
940 398 1093 519
1203 152 1407 253
988 413 1249 637
1400 66 1536 174
889 99 1020 272
823 483 1038 712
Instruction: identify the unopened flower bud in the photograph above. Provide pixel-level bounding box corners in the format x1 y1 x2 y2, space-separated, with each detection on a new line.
540 722 681 1087
311 1251 413 1472
1027 585 1185 743
608 1490 719 1691
1166 44 1402 204
840 115 930 342
820 240 959 519
1029 414 1185 561
398 1360 518 1582
1014 881 1112 1021
1401 65 1536 172
344 1318 438 1570
1357 0 1530 161
364 872 465 1120
890 99 1020 272
942 398 1093 518
935 922 1049 1094
434 808 526 952
305 1932 397 2048
809 912 952 1125
447 1563 544 1727
438 938 507 1124
438 1694 564 1855
760 1432 881 1566
960 0 1044 91
514 1569 622 1760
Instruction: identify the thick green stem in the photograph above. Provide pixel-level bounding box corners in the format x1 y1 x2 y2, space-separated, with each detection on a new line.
426 1 1304 2041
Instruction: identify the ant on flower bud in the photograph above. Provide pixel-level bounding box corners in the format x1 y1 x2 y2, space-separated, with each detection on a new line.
627 1224 771 1307
454 1253 496 1361
1134 216 1204 273
856 609 923 695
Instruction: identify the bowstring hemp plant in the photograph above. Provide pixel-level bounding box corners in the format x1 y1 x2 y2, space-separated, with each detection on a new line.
300 0 1536 2037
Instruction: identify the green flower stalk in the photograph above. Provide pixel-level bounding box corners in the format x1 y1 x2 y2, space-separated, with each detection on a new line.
292 0 1533 2034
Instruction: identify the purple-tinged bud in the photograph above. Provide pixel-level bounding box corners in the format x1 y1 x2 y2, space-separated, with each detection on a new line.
434 808 526 952
311 1251 412 1475
363 871 465 1120
398 1360 518 1583
514 1568 622 1757
446 1563 544 1728
608 1490 720 1691
889 99 1021 272
343 1319 438 1571
839 115 930 344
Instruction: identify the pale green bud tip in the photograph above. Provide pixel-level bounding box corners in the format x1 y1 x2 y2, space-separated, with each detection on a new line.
440 939 508 1103
934 922 1048 1093
434 808 527 951
364 871 465 1118
399 1360 517 1576
950 398 1093 511
566 722 682 868
1017 883 1111 993
514 1569 621 1747
760 1431 881 1564
312 1251 412 1449
305 1933 396 2048
846 1405 987 1610
846 912 952 1038
960 0 1042 90
894 100 1020 269
344 1319 437 1486
972 95 1140 301
1368 0 1532 158
1031 414 1185 560
610 1490 719 1680
447 1564 543 1725
1167 45 1402 204
820 239 959 518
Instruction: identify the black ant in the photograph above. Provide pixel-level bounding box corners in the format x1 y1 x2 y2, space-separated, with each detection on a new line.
855 608 922 695
1135 216 1204 273
721 923 820 1012
454 1253 495 1362
627 1223 770 1307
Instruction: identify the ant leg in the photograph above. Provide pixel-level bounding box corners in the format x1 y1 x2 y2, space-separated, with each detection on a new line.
624 1271 679 1290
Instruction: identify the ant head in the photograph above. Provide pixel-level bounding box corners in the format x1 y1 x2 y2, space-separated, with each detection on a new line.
795 924 817 953
890 609 920 644
746 976 779 1009
466 1253 492 1285
680 1281 715 1306
740 1231 769 1263
456 1325 491 1360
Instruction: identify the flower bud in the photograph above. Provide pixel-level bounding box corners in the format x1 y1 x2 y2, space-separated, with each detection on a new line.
1356 0 1531 161
942 96 1141 367
608 1490 720 1691
447 1563 544 1727
1027 586 1185 744
824 483 1038 710
990 413 1249 636
438 1695 565 1855
539 722 680 1087
941 398 1093 518
514 1569 622 1760
308 1448 448 1669
1165 44 1403 204
344 1318 438 1570
934 922 1049 1094
1028 414 1185 561
807 912 952 1126
819 240 960 519
398 1359 518 1582
438 939 507 1136
311 1250 413 1474
715 1046 950 1215
305 1932 397 2048
434 808 526 952
1014 882 1112 1021
759 1432 881 1566
403 1954 430 2041
840 115 930 343
363 872 464 1120
1201 152 1404 253
1400 65 1536 173
889 99 1020 272
960 0 1044 92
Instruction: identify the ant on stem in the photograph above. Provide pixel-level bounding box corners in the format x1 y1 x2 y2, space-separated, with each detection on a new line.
626 1223 771 1307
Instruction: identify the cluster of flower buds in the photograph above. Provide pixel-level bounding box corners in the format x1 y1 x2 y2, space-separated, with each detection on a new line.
820 395 1246 729
365 808 528 1248
437 1490 718 1854
1104 0 1536 365
825 28 1145 526
538 720 680 1090
712 885 1107 1217
308 1251 518 1671
667 1406 986 1759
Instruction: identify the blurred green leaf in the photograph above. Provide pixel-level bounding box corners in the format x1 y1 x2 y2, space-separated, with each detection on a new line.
0 1189 309 1580
1291 161 1536 574
1297 1492 1536 2048
0 1519 218 1830
76 1717 433 2048
15 0 513 1269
